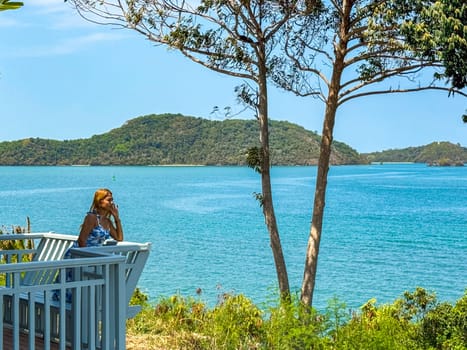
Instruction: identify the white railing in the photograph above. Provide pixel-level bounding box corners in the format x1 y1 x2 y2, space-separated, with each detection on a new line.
0 233 150 350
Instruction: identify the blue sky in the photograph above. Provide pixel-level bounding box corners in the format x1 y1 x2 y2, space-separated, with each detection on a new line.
0 1 466 153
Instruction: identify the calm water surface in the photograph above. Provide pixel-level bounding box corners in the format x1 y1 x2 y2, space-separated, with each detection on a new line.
0 164 465 309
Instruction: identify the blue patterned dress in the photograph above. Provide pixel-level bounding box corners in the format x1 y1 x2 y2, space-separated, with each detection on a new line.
54 212 111 301
66 212 111 254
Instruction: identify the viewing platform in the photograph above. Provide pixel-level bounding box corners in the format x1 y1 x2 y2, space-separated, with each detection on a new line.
0 232 151 350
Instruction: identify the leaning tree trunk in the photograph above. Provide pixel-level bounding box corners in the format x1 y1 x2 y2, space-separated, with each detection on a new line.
300 0 351 306
300 101 337 306
257 46 290 300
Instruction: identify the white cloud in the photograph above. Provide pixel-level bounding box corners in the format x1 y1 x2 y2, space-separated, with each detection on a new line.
0 1 131 59
5 31 128 58
63 31 128 52
29 0 91 29
0 0 74 28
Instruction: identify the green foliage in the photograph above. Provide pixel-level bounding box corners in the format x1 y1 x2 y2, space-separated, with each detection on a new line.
203 294 264 349
334 288 466 350
325 296 351 343
246 146 263 174
263 293 329 349
252 192 264 207
126 288 466 349
130 287 149 307
398 287 438 322
127 293 208 349
0 219 33 286
401 0 467 89
127 295 209 349
334 299 420 350
0 0 23 11
0 114 361 166
333 289 437 350
363 0 467 90
0 218 33 263
418 290 467 349
152 294 207 332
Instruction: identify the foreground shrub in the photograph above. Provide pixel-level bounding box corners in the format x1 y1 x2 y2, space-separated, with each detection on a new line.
130 287 149 307
334 298 420 350
263 293 330 349
127 294 208 349
419 289 467 349
203 293 264 349
332 288 467 350
126 288 466 350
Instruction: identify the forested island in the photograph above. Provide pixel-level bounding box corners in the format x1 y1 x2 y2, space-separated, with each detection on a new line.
0 113 465 166
0 114 363 166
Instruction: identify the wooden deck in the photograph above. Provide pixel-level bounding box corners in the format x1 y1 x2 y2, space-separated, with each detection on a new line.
3 326 71 350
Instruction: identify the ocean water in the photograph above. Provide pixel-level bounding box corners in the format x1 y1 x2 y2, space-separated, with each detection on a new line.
0 164 465 310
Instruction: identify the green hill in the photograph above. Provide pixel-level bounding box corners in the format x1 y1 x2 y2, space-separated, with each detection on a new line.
364 141 467 165
0 114 363 166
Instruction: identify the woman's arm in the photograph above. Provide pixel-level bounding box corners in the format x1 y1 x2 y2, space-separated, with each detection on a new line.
109 204 124 241
77 213 97 247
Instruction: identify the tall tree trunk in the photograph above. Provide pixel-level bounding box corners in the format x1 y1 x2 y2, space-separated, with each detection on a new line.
300 0 351 306
300 100 337 306
257 45 290 300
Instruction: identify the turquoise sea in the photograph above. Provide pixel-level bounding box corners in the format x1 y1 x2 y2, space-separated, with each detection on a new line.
0 164 465 310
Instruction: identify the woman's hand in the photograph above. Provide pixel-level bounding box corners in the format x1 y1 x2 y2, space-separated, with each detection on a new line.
110 202 120 220
109 202 123 241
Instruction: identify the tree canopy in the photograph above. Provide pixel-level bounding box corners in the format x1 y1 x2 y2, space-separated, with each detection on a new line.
401 0 466 90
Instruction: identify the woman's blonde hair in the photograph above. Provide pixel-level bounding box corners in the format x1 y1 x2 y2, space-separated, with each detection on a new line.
89 188 113 216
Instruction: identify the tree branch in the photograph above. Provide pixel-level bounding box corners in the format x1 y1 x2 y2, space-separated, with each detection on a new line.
339 85 467 106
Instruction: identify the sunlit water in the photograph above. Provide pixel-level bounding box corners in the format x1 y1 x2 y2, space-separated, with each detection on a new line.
0 164 465 310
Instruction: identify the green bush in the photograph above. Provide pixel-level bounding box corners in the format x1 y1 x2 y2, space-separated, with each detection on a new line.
127 294 209 349
334 298 420 350
263 293 329 349
397 287 438 322
126 288 466 350
203 293 264 349
0 220 34 286
130 287 149 307
152 294 207 332
419 290 467 349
